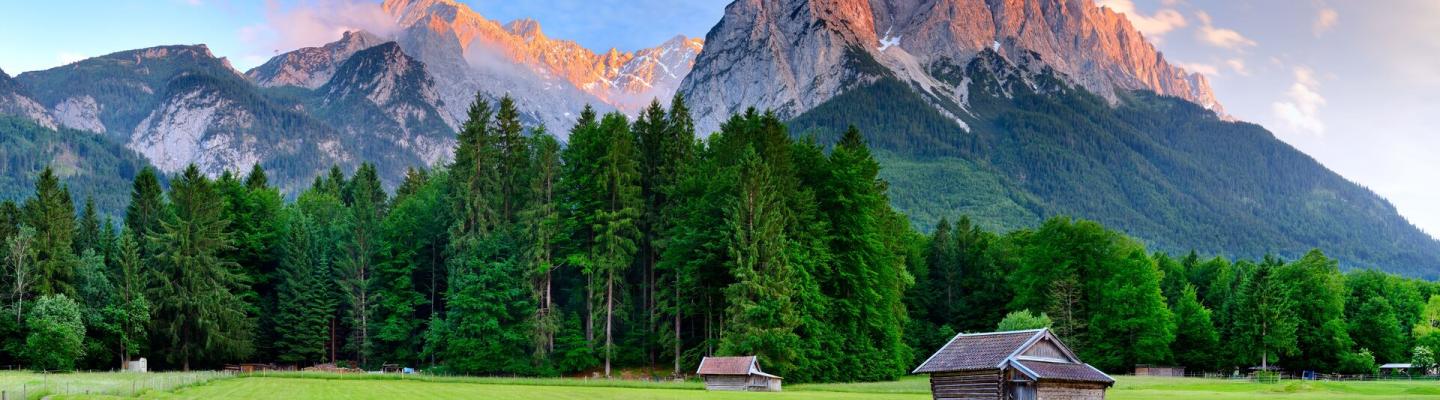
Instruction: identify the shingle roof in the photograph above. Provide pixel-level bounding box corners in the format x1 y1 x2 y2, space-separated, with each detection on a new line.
912 329 1045 373
1014 360 1114 385
697 356 758 376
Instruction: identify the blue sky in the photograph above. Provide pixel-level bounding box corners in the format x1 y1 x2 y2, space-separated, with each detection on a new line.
3 0 1439 240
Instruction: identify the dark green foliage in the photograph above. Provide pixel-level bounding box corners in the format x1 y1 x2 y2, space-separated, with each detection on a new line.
110 232 150 369
815 127 911 381
148 165 254 370
124 167 168 243
23 167 77 297
719 149 800 375
439 94 534 375
272 205 338 365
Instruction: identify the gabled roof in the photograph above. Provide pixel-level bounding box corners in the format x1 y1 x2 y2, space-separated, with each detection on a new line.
912 329 1047 374
697 356 781 379
912 328 1108 387
1012 359 1114 385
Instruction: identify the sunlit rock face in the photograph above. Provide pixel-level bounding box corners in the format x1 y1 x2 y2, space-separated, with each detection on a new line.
380 0 704 136
679 0 1220 135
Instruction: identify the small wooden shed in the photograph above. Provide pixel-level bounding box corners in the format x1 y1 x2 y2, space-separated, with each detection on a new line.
697 356 782 392
1134 364 1185 377
913 328 1114 400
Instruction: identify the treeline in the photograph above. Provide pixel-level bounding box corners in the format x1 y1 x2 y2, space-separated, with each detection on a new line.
0 94 912 382
907 216 1440 375
2 92 1438 381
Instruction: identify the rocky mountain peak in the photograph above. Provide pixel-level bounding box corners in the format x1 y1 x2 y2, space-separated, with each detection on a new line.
247 30 387 89
505 18 544 39
680 0 1223 134
379 0 704 128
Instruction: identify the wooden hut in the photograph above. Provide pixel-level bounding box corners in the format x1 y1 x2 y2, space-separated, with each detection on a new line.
1134 364 1185 377
913 328 1114 400
697 356 782 392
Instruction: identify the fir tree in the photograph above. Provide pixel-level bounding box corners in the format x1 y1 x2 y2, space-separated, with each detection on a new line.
111 232 149 369
339 163 385 367
273 208 337 365
719 148 800 375
819 126 909 380
124 167 168 244
593 112 641 377
23 167 77 296
523 130 562 360
73 197 102 255
148 165 253 370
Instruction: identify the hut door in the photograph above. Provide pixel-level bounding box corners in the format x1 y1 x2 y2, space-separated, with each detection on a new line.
1009 382 1036 400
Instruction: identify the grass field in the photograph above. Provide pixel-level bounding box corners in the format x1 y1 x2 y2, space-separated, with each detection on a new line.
0 372 1434 399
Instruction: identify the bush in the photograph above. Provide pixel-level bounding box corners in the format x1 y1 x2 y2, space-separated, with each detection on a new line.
1337 348 1377 375
25 294 87 371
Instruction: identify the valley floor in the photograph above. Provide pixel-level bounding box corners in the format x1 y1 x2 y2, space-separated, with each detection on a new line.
3 372 1437 400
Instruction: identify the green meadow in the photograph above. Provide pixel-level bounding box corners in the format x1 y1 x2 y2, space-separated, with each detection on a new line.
0 372 1434 400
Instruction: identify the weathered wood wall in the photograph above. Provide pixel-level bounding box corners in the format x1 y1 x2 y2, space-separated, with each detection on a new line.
1036 382 1106 400
928 370 1002 400
702 375 749 391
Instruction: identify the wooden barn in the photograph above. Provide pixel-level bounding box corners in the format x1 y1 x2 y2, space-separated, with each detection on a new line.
696 356 782 392
913 328 1114 400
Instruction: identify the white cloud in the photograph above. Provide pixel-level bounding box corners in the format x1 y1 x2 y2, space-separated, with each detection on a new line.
1095 0 1187 41
240 0 399 57
1226 58 1249 76
1313 8 1339 36
1272 66 1326 135
1196 11 1257 50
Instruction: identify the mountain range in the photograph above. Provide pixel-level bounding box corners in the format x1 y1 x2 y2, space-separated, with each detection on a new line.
0 0 1437 276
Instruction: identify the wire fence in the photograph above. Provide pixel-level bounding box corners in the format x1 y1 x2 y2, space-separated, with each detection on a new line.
0 369 235 400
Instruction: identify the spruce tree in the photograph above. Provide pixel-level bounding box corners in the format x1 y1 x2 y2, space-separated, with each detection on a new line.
523 130 562 360
820 126 909 380
494 95 528 222
593 112 641 377
719 148 800 375
124 167 167 244
73 197 102 255
111 232 149 369
442 93 532 374
148 165 253 370
273 208 336 365
23 167 77 296
339 163 385 367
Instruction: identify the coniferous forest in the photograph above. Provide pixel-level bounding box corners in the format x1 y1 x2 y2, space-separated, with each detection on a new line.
2 93 1440 382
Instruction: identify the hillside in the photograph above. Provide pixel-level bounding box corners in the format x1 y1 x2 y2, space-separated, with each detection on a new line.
0 116 154 216
788 50 1440 276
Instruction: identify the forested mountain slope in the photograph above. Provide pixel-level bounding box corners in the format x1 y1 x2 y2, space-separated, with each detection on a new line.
0 116 153 216
788 50 1440 277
